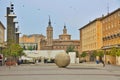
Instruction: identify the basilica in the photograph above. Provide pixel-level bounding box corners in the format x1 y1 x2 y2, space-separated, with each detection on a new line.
19 17 80 54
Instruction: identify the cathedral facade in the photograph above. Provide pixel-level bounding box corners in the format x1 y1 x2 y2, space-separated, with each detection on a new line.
39 17 80 53
19 17 80 54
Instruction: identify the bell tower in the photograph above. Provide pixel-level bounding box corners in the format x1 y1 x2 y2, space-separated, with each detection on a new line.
59 24 71 40
46 16 53 46
63 24 67 34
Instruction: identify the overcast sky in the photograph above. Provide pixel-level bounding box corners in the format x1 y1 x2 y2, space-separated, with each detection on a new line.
0 0 120 40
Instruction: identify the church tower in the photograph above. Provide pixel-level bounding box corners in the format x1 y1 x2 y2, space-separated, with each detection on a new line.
63 24 67 34
59 24 71 40
46 16 53 46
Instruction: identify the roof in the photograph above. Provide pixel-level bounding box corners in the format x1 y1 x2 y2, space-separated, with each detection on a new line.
101 8 120 20
79 18 102 30
53 39 80 42
0 21 5 29
79 8 120 30
59 34 71 36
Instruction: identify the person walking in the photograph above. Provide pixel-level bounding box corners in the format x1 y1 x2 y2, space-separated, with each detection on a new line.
100 57 105 67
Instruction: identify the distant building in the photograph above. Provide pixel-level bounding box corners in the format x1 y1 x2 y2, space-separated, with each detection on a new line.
19 34 45 50
0 21 5 47
39 18 80 54
20 17 80 54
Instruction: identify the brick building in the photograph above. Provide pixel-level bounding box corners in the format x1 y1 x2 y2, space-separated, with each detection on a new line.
20 18 80 54
39 18 80 54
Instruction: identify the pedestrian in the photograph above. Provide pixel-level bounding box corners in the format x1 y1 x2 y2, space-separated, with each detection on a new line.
100 57 105 67
101 60 105 67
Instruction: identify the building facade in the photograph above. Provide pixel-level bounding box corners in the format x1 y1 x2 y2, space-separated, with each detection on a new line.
102 8 120 47
19 34 45 50
101 8 120 64
20 18 80 54
79 8 120 64
0 21 5 65
59 25 71 40
0 21 5 47
39 18 80 54
79 18 102 53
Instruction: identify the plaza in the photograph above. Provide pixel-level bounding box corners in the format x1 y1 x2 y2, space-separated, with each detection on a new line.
0 63 120 80
0 1 120 80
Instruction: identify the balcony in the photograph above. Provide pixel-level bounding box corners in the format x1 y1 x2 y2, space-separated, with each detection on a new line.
117 33 120 37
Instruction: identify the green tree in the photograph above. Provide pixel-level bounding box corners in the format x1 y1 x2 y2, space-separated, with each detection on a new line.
80 51 87 57
116 48 120 56
110 47 117 56
2 43 23 60
108 47 120 57
66 45 75 54
28 46 33 50
91 50 97 57
96 50 104 57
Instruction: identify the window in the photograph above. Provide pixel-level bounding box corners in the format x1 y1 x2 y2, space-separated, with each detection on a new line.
118 12 120 16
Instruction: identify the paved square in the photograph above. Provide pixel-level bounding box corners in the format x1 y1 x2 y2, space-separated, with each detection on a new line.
0 63 120 80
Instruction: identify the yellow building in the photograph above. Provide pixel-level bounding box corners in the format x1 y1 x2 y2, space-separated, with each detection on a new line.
79 8 120 64
102 8 120 47
101 8 120 64
0 21 5 47
79 18 102 53
19 34 45 50
79 18 102 61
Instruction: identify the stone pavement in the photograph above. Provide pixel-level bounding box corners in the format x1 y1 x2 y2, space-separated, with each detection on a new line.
0 63 120 80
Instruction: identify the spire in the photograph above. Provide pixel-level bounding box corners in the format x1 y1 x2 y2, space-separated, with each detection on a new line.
48 15 51 26
64 23 66 29
63 24 67 34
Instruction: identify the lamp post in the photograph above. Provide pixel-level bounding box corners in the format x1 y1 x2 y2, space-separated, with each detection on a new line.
101 46 108 65
104 49 106 64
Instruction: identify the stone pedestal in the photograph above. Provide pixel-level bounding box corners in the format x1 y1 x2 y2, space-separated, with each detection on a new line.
55 53 70 68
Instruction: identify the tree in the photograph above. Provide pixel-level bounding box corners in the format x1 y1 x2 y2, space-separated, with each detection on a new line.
91 50 97 57
2 43 24 60
96 50 104 57
80 51 87 57
110 47 120 57
116 48 120 56
66 45 75 54
28 46 33 50
110 47 117 56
